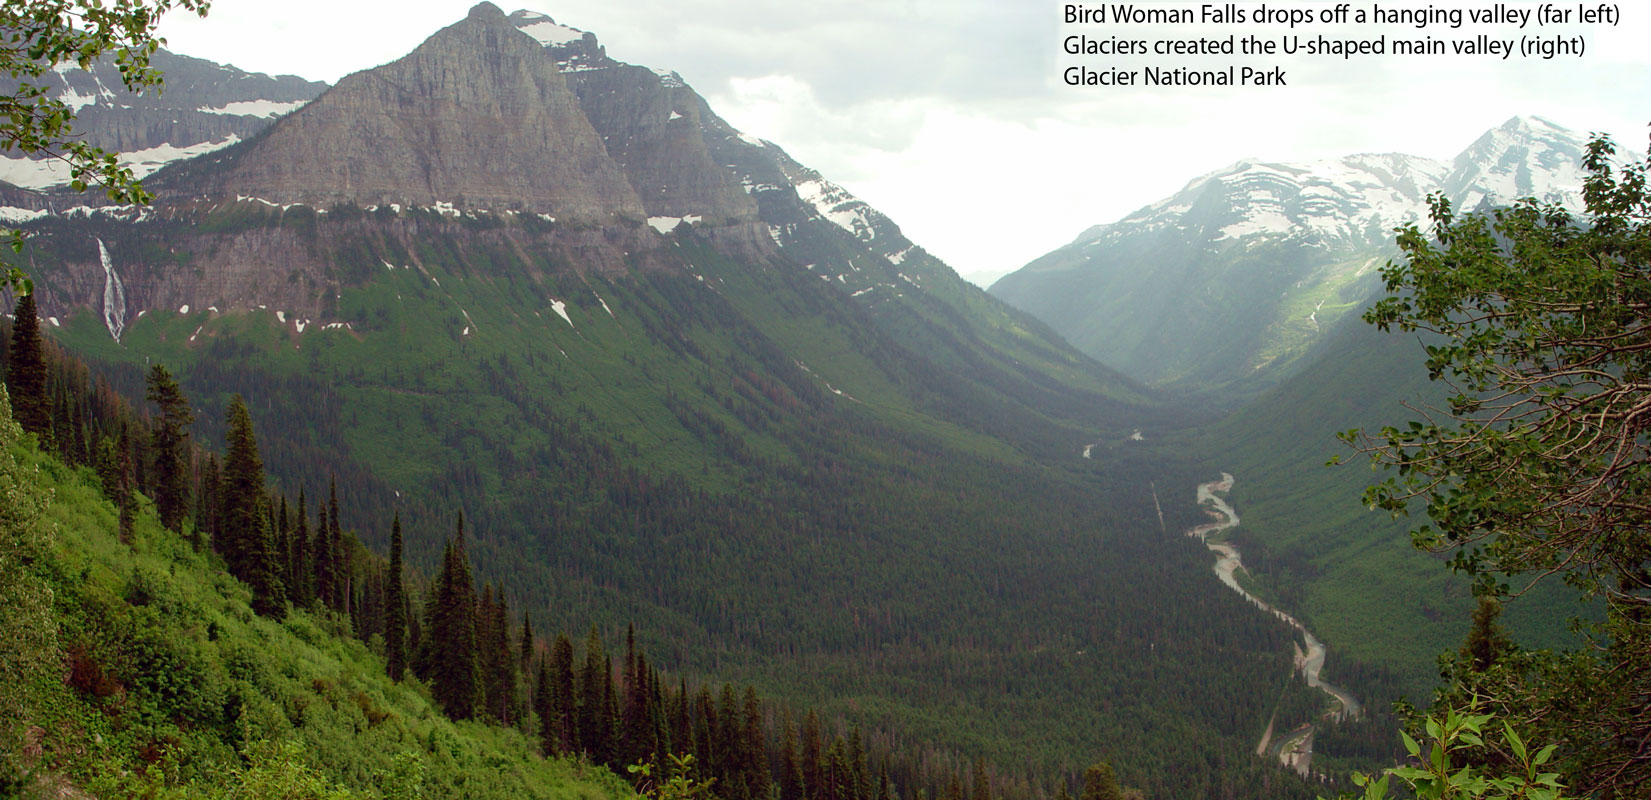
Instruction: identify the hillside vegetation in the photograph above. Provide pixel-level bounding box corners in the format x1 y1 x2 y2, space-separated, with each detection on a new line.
0 385 637 798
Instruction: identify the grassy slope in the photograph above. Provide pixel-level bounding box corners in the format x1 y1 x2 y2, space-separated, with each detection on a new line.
0 410 635 799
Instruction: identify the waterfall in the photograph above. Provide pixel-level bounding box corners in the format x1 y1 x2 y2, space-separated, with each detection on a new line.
98 238 126 341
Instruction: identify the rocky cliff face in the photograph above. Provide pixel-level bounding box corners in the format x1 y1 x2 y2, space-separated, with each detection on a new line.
0 50 326 190
159 3 645 221
508 10 758 224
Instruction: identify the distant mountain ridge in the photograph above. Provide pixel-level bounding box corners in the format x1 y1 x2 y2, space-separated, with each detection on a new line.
991 116 1624 399
0 49 326 190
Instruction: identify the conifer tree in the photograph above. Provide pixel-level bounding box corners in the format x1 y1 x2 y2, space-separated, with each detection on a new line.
970 757 990 800
385 511 407 682
692 687 716 778
144 363 192 533
290 491 312 607
828 740 853 800
580 625 611 762
743 687 770 800
220 395 284 617
647 663 670 765
249 496 287 617
670 677 693 771
313 498 335 610
601 658 621 770
622 624 653 769
195 452 219 549
519 613 535 674
551 632 578 753
779 711 804 800
1078 763 1122 800
481 586 515 724
5 290 49 439
1459 595 1513 673
716 684 744 799
328 477 346 611
431 515 481 720
537 658 556 756
802 710 824 800
97 423 135 541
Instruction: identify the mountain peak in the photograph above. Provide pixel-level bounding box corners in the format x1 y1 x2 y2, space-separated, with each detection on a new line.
468 1 505 21
154 3 646 219
1499 114 1570 135
1444 116 1593 212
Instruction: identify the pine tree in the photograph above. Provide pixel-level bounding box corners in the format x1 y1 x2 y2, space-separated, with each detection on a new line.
97 423 135 542
328 477 346 611
1079 763 1122 800
742 686 770 800
692 687 715 779
580 625 610 762
537 658 557 755
670 677 692 772
220 395 284 617
601 658 621 770
1459 595 1513 673
621 624 653 769
5 290 49 439
551 632 578 753
290 491 312 607
802 710 824 800
715 684 744 800
481 586 515 724
828 740 854 800
313 497 334 611
519 613 535 675
144 364 193 533
431 515 481 720
385 511 407 682
969 757 990 800
779 711 804 800
250 496 287 617
195 452 219 549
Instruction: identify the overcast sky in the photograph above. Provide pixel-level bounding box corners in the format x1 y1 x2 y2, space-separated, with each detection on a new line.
157 1 1651 286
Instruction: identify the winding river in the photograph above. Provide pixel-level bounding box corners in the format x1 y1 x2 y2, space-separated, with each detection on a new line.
1186 473 1361 775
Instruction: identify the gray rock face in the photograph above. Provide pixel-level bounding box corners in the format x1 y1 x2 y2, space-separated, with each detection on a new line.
162 2 646 221
508 10 757 224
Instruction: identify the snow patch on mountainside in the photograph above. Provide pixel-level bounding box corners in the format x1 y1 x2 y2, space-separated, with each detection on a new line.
123 136 244 178
517 19 587 47
1080 118 1622 256
795 179 879 242
648 215 701 233
199 100 307 118
0 134 243 189
549 299 573 327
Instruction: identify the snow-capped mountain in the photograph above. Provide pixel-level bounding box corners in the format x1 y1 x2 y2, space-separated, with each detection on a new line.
0 50 326 191
991 117 1631 398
